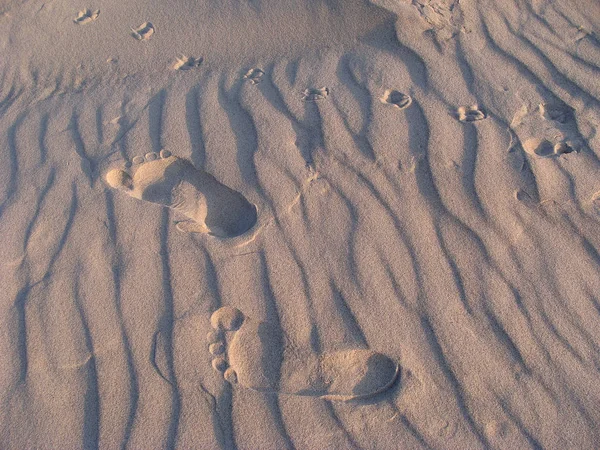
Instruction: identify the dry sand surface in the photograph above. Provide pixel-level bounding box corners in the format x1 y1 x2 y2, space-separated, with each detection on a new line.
1 0 600 448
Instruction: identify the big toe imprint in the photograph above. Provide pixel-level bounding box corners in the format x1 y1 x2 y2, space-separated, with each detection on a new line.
207 307 399 401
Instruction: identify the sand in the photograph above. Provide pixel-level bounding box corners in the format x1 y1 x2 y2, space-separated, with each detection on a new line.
1 0 600 448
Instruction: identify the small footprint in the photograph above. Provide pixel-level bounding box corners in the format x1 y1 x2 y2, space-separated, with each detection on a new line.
173 55 203 71
73 9 99 25
381 89 412 110
105 153 257 238
457 105 487 122
302 87 329 102
207 306 399 401
243 68 264 85
131 22 155 41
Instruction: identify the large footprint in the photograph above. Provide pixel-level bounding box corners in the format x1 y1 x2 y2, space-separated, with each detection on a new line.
207 307 399 401
105 153 257 238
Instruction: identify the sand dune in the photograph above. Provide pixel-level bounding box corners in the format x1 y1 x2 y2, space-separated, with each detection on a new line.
1 0 600 448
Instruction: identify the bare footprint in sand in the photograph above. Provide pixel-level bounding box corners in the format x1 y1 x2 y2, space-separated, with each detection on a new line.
73 9 99 24
243 68 264 84
207 307 399 401
302 87 329 101
173 55 203 70
105 153 257 238
131 22 155 40
513 102 581 158
381 89 412 110
457 105 487 122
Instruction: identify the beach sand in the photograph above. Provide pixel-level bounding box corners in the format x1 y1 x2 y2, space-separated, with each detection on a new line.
1 0 600 448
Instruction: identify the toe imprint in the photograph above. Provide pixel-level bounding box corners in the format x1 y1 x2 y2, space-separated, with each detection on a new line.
132 156 145 165
209 342 225 355
160 149 172 158
212 358 228 372
210 306 244 331
131 22 155 40
145 152 158 161
206 330 223 344
522 138 574 158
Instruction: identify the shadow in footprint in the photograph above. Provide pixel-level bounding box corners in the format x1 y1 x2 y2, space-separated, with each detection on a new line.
105 154 257 238
131 22 155 40
381 89 412 110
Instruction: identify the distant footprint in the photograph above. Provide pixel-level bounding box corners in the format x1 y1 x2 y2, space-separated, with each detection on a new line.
591 191 600 215
207 306 399 401
173 55 203 70
73 8 99 24
243 68 264 84
381 89 412 110
131 22 155 41
302 87 329 102
513 102 581 158
105 152 257 238
457 105 487 122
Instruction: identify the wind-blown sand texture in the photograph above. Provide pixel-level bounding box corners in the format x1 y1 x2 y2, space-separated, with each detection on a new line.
1 0 600 448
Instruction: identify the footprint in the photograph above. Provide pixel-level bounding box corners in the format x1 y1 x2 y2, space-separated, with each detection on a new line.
243 68 264 85
131 22 155 41
521 138 575 158
73 8 99 24
381 90 412 110
302 87 329 102
513 102 581 158
521 138 555 158
173 55 203 71
105 153 257 238
207 306 399 401
457 105 487 122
